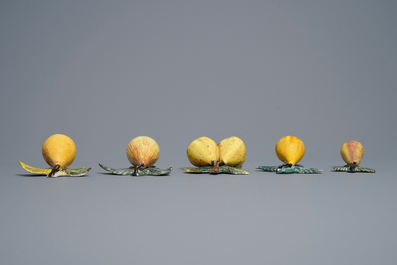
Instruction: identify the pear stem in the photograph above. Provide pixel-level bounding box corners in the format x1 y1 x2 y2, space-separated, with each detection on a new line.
349 162 357 172
48 164 61 177
209 160 220 174
276 163 293 173
132 163 145 176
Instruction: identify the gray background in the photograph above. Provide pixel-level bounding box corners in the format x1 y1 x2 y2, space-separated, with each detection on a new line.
1 0 397 264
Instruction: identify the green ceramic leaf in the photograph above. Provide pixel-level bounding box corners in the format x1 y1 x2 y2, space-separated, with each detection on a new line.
136 167 173 176
19 161 91 177
99 163 134 175
183 166 212 173
257 164 322 174
331 165 375 173
63 167 92 176
184 165 248 175
99 163 172 176
219 166 249 175
256 166 278 172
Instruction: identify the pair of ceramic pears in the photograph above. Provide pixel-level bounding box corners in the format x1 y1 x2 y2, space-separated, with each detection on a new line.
19 134 375 177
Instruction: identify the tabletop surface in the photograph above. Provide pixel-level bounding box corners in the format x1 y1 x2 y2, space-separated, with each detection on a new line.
2 160 396 265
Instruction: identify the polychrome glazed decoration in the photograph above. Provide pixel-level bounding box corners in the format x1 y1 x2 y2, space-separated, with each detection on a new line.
184 136 249 175
19 134 91 177
257 135 322 174
99 136 172 176
331 140 375 173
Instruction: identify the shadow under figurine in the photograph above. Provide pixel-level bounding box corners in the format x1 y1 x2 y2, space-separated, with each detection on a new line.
257 135 322 174
19 134 91 177
99 136 172 176
183 136 249 175
331 140 375 173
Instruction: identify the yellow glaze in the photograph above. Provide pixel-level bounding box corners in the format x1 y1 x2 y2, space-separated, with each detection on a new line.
126 136 160 168
187 137 218 167
19 160 70 176
340 140 364 166
19 161 52 175
275 135 305 165
42 134 76 168
218 136 246 166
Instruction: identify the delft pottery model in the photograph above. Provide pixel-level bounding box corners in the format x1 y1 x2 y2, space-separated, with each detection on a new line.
19 134 91 177
257 135 322 174
331 140 375 173
184 136 249 174
99 136 172 176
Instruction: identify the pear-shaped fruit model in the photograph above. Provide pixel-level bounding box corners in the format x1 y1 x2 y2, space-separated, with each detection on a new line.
42 134 76 168
187 136 218 167
185 136 248 174
126 136 160 168
275 135 305 165
330 140 374 173
340 140 364 166
257 135 321 174
99 136 171 176
218 136 246 167
20 134 90 177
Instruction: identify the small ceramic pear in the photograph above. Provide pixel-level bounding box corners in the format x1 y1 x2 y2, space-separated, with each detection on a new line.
331 141 375 173
184 136 249 175
99 136 172 176
19 134 91 177
257 135 322 174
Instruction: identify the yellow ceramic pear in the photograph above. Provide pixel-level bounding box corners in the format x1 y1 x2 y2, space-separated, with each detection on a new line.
275 135 305 166
184 136 248 174
42 134 76 168
19 134 91 177
218 136 246 167
187 136 218 167
257 135 322 174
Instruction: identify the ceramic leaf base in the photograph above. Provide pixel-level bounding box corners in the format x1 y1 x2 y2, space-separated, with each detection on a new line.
256 164 322 174
99 163 172 176
19 161 91 177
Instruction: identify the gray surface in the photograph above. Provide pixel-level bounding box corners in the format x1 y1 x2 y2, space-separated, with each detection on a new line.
3 162 397 265
1 0 397 264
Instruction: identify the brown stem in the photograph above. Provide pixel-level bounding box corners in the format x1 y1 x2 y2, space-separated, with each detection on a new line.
349 162 357 172
48 164 61 177
132 163 145 176
209 160 220 174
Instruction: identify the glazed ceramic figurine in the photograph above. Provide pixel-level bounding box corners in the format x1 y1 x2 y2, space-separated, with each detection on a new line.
257 135 322 174
184 136 249 175
99 136 172 176
331 140 375 173
19 134 91 177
